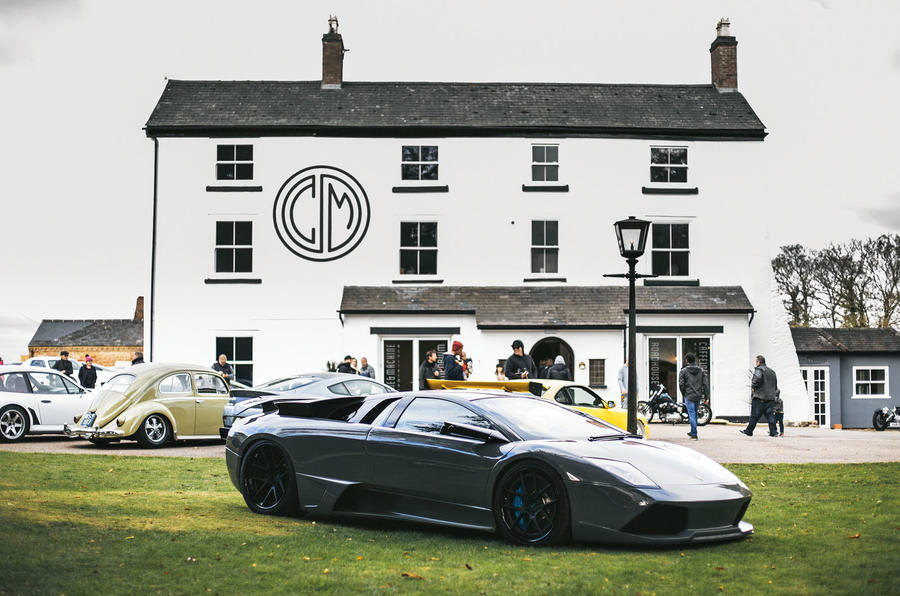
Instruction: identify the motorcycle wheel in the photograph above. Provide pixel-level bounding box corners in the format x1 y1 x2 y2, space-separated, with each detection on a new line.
872 411 889 431
637 401 652 421
697 403 712 426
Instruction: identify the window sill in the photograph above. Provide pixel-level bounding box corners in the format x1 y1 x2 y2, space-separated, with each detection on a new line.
641 186 698 195
588 385 608 389
392 185 449 193
523 277 567 283
522 184 569 193
204 278 262 284
206 185 263 192
392 278 444 284
643 278 699 286
850 395 891 400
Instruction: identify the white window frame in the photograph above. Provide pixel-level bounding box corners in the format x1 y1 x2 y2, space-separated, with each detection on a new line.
530 144 560 183
530 219 559 274
649 145 688 184
399 221 438 276
400 145 439 181
851 366 890 399
214 334 255 385
209 214 258 279
215 144 254 181
650 221 690 277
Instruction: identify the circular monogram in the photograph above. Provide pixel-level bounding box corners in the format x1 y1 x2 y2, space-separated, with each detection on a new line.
273 166 371 262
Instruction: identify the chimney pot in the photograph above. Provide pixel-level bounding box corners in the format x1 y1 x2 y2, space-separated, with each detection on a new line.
710 17 738 91
134 296 144 322
322 15 345 89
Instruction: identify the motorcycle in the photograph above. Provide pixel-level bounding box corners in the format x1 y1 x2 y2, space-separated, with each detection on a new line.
872 406 900 431
638 383 712 426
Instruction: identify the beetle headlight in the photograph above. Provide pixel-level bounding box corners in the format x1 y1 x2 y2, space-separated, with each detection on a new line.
589 458 659 488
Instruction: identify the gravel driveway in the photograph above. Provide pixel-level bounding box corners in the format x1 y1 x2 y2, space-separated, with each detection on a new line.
1 423 898 463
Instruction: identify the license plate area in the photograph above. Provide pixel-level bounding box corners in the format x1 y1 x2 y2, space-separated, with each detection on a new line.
82 412 96 427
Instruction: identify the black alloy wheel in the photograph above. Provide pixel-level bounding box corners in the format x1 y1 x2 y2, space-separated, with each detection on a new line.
494 461 570 546
697 403 713 426
239 441 298 516
873 411 889 431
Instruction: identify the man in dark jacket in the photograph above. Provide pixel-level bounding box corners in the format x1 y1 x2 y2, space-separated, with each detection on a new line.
336 355 354 374
52 350 74 377
78 356 98 389
678 353 709 440
442 341 465 381
546 355 571 380
212 354 234 382
504 340 536 379
419 350 439 389
131 351 144 365
740 355 779 437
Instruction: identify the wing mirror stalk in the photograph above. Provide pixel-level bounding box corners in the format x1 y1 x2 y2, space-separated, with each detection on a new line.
440 421 508 443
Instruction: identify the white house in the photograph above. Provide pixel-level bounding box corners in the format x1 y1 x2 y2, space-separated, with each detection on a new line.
144 17 809 421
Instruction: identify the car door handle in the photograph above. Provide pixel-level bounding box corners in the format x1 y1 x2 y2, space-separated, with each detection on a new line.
41 400 52 403
195 399 203 404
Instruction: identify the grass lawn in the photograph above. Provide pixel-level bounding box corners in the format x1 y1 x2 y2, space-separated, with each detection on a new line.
0 453 897 595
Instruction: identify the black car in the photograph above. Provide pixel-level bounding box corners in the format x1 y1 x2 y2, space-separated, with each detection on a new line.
225 390 753 546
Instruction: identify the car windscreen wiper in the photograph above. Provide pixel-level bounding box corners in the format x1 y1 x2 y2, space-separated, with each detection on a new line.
588 433 641 441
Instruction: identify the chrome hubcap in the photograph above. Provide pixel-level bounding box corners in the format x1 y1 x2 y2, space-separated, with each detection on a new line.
144 416 166 443
1 410 25 439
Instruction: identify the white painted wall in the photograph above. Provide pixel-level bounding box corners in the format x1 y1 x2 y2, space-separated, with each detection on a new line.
148 132 809 418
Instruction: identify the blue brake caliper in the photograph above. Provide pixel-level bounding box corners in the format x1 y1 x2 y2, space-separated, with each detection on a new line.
513 484 526 530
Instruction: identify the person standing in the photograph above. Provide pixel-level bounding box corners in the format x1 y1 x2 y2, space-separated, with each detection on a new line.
132 351 144 365
78 356 98 389
358 357 376 379
419 350 439 389
547 355 571 380
504 340 536 379
53 350 74 377
740 355 779 437
494 363 506 381
443 341 465 381
678 353 709 441
617 360 630 408
212 354 234 382
336 355 354 374
774 390 785 437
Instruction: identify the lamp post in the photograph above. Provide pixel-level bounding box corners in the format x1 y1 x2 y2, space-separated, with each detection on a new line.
604 216 654 435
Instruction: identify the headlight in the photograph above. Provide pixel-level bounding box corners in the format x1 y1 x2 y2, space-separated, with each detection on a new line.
589 458 659 488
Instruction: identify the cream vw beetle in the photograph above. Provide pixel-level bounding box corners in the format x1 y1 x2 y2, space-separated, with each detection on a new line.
65 363 233 447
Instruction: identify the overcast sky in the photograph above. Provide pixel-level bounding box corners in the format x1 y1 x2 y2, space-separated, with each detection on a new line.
0 0 898 361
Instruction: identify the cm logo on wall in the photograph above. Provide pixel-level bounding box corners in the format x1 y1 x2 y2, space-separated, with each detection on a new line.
273 165 371 262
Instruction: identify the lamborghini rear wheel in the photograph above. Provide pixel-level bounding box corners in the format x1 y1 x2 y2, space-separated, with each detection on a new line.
494 461 570 546
240 440 298 516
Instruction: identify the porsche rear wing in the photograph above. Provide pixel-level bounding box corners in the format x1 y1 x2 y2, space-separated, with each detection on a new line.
426 378 547 397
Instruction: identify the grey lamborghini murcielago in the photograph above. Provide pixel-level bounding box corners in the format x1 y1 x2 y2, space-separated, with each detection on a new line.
225 390 753 546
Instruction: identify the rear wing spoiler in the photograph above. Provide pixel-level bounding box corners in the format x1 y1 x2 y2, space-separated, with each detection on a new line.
263 395 366 419
426 378 547 397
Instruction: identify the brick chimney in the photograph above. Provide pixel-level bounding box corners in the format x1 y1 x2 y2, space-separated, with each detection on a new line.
134 296 144 322
322 15 346 89
710 18 738 91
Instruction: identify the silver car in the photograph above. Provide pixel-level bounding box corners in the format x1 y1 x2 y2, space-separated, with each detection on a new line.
221 372 395 432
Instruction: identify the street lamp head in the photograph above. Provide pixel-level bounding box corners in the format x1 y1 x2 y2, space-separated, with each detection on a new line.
614 216 651 259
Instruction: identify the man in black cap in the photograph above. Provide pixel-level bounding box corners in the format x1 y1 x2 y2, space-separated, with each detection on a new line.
52 350 74 377
336 355 354 374
504 340 536 380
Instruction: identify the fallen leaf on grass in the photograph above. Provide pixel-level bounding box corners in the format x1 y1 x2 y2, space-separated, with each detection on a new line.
402 572 423 580
356 556 364 561
522 557 531 562
323 569 331 574
428 557 440 561
715 566 726 571
125 536 134 540
465 563 473 570
848 533 861 539
186 557 196 563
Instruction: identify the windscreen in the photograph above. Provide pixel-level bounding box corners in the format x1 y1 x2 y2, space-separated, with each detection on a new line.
478 396 622 440
255 377 317 392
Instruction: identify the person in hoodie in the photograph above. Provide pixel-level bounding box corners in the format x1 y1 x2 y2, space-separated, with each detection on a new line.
678 352 709 440
546 355 571 381
442 341 465 381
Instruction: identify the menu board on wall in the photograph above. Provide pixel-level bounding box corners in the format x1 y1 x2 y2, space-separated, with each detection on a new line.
384 341 399 389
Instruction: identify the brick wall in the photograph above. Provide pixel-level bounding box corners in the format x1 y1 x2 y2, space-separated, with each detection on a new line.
27 345 143 367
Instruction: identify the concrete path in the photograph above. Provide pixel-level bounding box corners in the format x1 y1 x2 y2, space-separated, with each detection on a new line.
1 424 898 463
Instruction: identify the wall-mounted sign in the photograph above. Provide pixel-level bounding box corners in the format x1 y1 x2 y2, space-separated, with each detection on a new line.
273 165 371 262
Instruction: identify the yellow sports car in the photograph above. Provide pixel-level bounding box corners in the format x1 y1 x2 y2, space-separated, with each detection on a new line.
426 379 648 438
64 363 236 447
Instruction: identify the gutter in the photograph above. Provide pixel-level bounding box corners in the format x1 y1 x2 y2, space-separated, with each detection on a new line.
150 137 159 360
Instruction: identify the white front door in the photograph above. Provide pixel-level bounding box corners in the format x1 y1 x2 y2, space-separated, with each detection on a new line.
800 367 830 427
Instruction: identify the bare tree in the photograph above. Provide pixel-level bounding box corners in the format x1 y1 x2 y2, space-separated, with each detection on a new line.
771 244 816 327
864 233 900 328
814 242 871 328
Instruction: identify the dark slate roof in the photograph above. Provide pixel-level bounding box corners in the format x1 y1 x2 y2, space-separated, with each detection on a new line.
145 81 766 139
340 286 753 328
791 327 900 353
28 320 144 347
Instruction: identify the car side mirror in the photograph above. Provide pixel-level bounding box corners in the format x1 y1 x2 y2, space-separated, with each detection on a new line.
440 421 507 443
607 400 616 409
